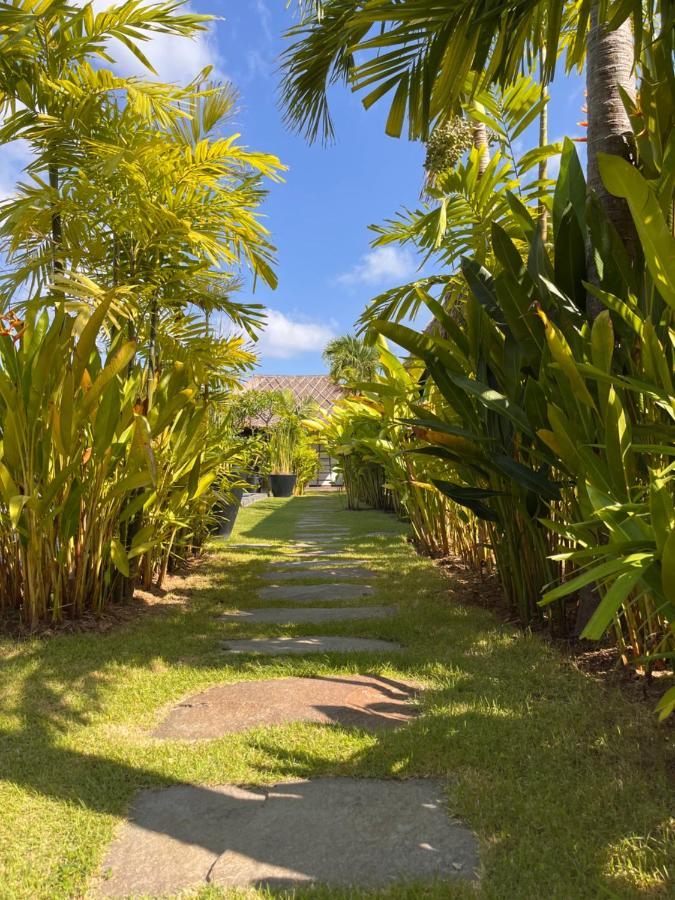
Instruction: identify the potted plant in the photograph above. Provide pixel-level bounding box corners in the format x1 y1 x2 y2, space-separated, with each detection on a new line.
267 418 299 497
265 391 318 497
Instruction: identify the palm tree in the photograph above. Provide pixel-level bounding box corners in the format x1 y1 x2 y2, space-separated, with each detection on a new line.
281 1 664 257
323 334 380 384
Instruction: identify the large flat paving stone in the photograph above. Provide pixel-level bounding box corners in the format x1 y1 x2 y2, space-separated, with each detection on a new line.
153 674 415 739
267 558 370 569
290 547 357 555
222 636 401 655
259 583 374 603
296 527 349 532
261 566 373 581
219 606 394 624
98 778 478 896
294 536 348 542
226 542 275 550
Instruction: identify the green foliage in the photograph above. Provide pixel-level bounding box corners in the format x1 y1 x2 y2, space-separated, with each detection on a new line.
0 294 143 625
0 2 283 624
351 139 674 684
323 333 380 385
264 390 319 476
281 0 668 143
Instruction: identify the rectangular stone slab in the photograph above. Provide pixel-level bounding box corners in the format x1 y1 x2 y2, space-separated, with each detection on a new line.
153 673 415 739
219 606 394 624
295 527 349 532
221 637 401 655
258 583 374 603
261 567 373 581
225 542 275 550
97 779 478 896
266 559 370 569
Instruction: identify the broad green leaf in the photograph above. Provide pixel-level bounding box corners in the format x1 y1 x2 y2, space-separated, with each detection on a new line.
662 528 675 604
540 554 652 604
539 310 596 411
9 495 29 528
110 538 130 577
598 153 675 310
433 479 502 522
581 568 647 640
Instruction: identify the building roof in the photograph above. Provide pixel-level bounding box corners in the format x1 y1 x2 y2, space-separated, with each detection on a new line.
244 374 344 408
242 374 344 427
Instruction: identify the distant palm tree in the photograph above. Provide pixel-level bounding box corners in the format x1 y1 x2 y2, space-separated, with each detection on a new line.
323 335 379 385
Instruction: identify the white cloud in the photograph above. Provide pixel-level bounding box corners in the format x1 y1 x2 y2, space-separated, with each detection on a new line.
0 139 33 202
74 1 223 83
253 0 274 44
336 246 417 287
254 309 337 360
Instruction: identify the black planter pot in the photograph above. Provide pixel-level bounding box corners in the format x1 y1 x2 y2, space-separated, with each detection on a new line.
243 472 261 493
269 473 297 498
217 487 244 537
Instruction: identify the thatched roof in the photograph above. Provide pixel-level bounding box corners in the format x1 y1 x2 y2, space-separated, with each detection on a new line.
242 374 344 427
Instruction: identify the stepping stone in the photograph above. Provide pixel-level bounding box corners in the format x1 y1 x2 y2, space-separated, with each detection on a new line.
154 673 414 739
261 566 373 581
258 583 374 603
219 606 394 624
293 542 350 550
296 526 349 531
222 637 401 655
226 543 274 550
288 550 341 556
267 559 370 569
98 778 478 896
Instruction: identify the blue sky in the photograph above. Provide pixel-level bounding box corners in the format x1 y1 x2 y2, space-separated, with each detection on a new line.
203 1 586 375
0 1 587 375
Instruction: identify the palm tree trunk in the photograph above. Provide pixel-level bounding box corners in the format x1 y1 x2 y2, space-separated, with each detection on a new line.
586 5 637 261
472 122 489 176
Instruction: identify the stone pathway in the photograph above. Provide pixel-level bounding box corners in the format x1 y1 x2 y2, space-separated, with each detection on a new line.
98 497 478 896
258 582 375 603
261 565 373 581
222 636 402 655
98 779 478 896
266 558 370 568
153 674 418 739
219 606 395 624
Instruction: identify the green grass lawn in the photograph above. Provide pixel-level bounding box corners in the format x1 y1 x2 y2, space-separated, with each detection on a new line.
0 493 672 899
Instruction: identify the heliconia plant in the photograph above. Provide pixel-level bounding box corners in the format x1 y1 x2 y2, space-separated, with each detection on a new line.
0 284 147 627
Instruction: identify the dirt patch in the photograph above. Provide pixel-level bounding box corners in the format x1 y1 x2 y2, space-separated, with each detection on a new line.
0 556 204 639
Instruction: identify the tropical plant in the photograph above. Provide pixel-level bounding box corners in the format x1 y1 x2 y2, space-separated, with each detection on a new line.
281 0 671 253
264 390 319 476
0 283 142 626
0 2 283 624
365 139 673 657
292 438 320 494
281 1 674 712
323 333 379 384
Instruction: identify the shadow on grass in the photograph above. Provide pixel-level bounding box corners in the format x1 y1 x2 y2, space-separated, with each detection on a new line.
0 494 671 898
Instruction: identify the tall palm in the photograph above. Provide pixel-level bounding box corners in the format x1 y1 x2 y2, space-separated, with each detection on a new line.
323 334 380 384
281 0 666 256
